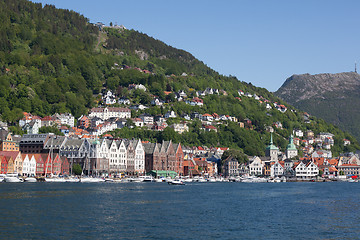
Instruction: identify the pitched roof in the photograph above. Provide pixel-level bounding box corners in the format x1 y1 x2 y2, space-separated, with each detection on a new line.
0 151 21 160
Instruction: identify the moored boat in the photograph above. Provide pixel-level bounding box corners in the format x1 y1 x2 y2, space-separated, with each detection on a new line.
168 179 185 185
4 174 23 183
24 177 37 182
80 177 105 183
139 175 154 182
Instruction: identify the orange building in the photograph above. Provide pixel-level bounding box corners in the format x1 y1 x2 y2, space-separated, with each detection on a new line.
0 129 19 151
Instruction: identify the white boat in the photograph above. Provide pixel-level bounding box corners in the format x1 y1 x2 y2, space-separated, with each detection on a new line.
138 175 154 182
65 177 80 183
274 177 282 183
198 177 207 183
45 177 67 182
131 177 144 183
154 178 164 183
208 177 216 182
183 178 193 183
347 178 358 182
0 174 5 182
241 176 267 183
80 177 105 183
4 174 23 183
105 178 114 182
168 179 185 185
24 177 37 182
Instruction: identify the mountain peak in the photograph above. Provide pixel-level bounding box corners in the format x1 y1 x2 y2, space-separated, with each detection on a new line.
275 71 360 141
277 72 360 102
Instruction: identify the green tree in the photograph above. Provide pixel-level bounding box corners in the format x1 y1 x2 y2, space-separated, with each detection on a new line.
72 163 82 175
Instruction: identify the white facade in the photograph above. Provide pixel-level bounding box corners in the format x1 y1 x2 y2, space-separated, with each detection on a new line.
58 113 75 127
139 114 154 125
134 140 145 174
89 107 131 120
170 123 189 134
165 111 177 118
248 156 263 176
294 129 304 137
109 140 121 173
23 155 36 176
295 161 319 179
270 161 284 177
118 140 127 172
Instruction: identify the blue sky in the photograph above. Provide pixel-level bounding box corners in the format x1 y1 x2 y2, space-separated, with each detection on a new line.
33 0 360 91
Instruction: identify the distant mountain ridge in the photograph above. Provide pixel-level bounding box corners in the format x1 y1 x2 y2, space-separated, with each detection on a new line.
275 72 360 140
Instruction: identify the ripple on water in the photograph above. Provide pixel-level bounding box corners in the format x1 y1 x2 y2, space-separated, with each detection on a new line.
0 182 359 239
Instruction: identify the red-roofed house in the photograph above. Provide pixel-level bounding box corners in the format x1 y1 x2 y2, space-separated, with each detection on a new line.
204 125 217 132
202 114 213 122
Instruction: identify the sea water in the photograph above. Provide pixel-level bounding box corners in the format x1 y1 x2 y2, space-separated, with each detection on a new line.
0 182 359 239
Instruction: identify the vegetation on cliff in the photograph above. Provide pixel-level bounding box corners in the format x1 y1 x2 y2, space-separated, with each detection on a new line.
0 0 359 157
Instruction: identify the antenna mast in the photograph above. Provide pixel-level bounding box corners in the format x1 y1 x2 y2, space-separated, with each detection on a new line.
355 62 357 73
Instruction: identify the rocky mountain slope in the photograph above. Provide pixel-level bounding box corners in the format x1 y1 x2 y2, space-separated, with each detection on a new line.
275 72 360 140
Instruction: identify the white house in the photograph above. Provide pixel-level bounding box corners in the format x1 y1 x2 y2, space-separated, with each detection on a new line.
266 103 272 110
294 129 304 138
202 114 214 122
89 107 131 120
294 161 319 180
118 98 131 105
248 156 263 176
169 123 189 134
139 114 154 125
165 111 177 118
132 118 144 127
135 84 147 91
151 98 164 106
22 154 36 176
270 161 284 177
23 119 41 134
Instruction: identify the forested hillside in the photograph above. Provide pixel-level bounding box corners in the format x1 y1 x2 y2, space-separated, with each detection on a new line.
0 0 359 157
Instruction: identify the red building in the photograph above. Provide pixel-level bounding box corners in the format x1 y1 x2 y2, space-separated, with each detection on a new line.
183 160 196 176
0 155 8 174
33 154 45 176
173 143 184 175
52 154 62 175
61 156 70 175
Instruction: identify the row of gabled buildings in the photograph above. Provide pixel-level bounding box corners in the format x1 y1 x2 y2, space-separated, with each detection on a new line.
18 133 189 176
0 151 70 176
221 133 360 180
